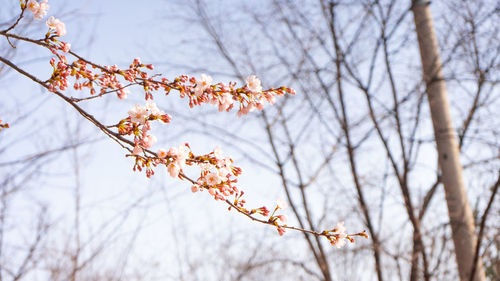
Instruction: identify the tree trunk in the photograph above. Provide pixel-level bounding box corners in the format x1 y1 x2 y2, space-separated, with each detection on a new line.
411 2 485 281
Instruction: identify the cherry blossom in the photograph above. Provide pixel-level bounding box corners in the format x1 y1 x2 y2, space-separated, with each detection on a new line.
264 93 276 105
168 144 189 167
27 0 49 20
245 75 262 93
142 134 156 148
128 104 148 124
277 215 288 224
146 101 163 117
194 74 212 96
205 172 222 186
167 163 180 178
157 148 168 159
330 222 348 248
132 145 142 155
218 166 231 178
118 87 129 100
46 16 66 36
61 42 71 53
218 93 233 112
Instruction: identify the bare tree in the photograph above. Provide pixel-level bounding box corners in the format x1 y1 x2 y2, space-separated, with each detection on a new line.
171 0 500 280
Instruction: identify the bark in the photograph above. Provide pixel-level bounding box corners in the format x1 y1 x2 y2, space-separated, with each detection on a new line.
411 2 485 281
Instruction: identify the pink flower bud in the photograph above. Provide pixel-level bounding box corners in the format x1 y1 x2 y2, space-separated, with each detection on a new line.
277 226 286 236
167 163 180 178
132 145 142 155
61 42 71 53
142 135 157 148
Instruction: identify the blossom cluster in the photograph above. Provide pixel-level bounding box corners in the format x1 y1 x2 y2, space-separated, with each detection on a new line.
26 0 49 20
267 198 289 236
43 48 356 247
119 104 360 247
118 101 297 238
46 16 66 36
44 52 295 116
113 102 170 177
25 0 66 37
7 0 367 249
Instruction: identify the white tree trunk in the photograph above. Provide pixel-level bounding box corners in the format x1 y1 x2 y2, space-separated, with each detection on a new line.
412 2 485 281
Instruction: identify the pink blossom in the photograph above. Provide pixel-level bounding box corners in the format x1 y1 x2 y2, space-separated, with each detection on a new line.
167 145 189 167
277 215 288 224
331 236 347 248
191 186 199 193
201 163 214 172
27 0 49 20
264 93 276 105
108 65 119 72
213 146 223 158
167 146 179 156
205 172 222 186
27 0 39 13
209 97 218 105
245 75 262 93
334 221 346 234
218 93 233 112
213 146 226 166
222 157 233 167
61 42 71 53
167 163 180 178
132 145 142 155
194 74 212 96
128 104 148 124
117 88 129 100
208 188 216 196
157 148 168 159
177 146 190 165
239 106 250 116
46 16 66 36
218 167 231 178
247 101 256 112
146 101 163 117
142 135 157 148
331 222 348 248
